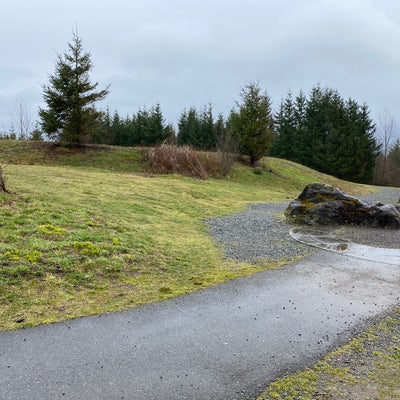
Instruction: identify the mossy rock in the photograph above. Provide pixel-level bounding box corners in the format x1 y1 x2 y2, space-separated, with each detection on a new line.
285 183 400 228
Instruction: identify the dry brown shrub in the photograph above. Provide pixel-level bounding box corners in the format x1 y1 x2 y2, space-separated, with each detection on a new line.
141 145 223 179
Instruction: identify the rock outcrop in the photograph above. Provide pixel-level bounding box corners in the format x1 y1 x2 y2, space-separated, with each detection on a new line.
285 183 400 228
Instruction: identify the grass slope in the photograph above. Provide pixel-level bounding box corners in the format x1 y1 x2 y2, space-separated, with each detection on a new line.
0 141 370 331
0 140 142 173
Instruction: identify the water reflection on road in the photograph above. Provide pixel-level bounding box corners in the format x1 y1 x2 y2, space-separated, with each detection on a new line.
290 227 400 265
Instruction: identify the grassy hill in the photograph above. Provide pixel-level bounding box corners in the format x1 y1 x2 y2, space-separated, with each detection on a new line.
0 140 372 330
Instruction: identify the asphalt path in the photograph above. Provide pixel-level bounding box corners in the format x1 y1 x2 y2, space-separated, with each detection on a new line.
1 249 400 400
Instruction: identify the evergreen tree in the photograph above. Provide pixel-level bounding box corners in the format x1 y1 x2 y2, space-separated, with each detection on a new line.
302 85 327 169
271 91 296 159
39 32 109 145
131 107 148 146
228 82 275 164
348 102 379 182
144 104 169 146
178 107 201 147
292 90 307 163
29 127 44 142
93 108 113 144
215 113 227 148
112 111 127 146
198 104 217 150
177 105 217 150
163 124 177 144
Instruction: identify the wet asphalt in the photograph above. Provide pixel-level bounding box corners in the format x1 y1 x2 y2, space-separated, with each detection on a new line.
1 249 400 400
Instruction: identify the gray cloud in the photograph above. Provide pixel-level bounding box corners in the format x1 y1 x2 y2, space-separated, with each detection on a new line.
1 0 400 132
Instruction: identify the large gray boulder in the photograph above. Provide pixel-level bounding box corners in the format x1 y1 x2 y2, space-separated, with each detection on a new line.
285 183 400 228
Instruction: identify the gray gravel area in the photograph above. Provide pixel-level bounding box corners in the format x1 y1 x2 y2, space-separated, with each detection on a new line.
206 202 314 263
206 186 400 263
358 185 400 204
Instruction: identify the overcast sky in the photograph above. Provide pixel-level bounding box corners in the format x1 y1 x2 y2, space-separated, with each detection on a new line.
1 0 400 135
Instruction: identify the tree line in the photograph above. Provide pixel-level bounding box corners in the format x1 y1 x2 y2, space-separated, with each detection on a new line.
93 104 174 147
271 87 380 183
4 31 396 184
92 84 379 183
92 82 275 169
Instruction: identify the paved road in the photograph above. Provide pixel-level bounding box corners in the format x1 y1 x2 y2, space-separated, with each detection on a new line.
1 250 399 400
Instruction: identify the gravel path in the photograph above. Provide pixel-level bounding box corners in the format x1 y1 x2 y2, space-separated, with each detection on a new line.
206 186 400 263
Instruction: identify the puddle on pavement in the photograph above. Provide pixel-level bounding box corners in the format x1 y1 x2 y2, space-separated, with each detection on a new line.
290 226 400 265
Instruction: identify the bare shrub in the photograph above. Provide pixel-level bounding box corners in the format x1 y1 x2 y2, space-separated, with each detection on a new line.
0 165 10 193
217 128 239 176
197 151 223 177
141 145 223 179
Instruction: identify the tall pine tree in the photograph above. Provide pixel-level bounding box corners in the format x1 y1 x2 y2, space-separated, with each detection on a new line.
228 82 275 165
39 32 109 145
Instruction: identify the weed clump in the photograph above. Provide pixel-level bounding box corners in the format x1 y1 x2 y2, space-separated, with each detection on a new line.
141 144 223 179
73 241 101 256
38 224 67 236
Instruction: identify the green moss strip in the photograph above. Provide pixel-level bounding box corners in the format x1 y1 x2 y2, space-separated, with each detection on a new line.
258 309 400 400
